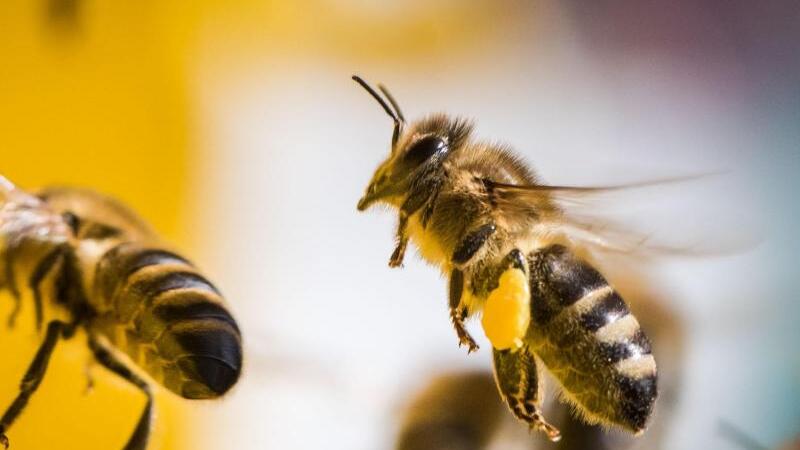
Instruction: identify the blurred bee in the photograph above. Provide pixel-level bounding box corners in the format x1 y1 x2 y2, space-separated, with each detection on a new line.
0 176 242 449
395 371 504 450
353 75 674 441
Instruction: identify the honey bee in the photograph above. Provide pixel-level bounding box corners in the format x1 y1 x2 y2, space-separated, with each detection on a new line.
354 75 666 441
0 176 242 449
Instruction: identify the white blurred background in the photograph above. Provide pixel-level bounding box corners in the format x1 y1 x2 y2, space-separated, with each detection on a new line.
181 1 799 449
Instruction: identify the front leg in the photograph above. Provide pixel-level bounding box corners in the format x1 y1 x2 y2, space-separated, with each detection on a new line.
448 269 478 353
389 184 440 268
493 346 561 442
388 211 409 268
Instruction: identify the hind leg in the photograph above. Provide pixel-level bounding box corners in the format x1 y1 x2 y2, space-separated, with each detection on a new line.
482 249 531 351
89 338 154 450
492 346 561 442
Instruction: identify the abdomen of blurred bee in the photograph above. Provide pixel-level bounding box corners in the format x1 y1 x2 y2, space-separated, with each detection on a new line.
90 242 242 399
526 244 657 433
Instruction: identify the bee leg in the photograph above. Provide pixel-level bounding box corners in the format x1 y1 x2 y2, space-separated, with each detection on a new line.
28 245 67 331
492 346 561 442
449 268 478 353
89 337 153 450
83 361 96 395
452 223 496 265
0 320 71 449
481 249 530 351
4 247 22 328
419 186 441 229
389 212 409 268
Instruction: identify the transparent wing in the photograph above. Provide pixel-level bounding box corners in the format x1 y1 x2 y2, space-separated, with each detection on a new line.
485 173 759 259
0 175 71 249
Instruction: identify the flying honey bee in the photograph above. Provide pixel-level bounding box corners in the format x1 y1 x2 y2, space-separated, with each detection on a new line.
0 176 242 449
354 75 669 441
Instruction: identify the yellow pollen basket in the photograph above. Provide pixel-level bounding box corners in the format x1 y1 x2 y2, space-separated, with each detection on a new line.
481 269 531 350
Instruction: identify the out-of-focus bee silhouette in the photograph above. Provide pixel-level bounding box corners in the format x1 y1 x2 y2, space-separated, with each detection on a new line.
0 176 242 449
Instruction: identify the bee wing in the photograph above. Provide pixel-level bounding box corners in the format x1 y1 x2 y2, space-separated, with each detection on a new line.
1 175 72 248
485 173 752 258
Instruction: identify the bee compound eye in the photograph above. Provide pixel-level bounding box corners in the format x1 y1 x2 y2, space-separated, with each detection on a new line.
403 136 447 167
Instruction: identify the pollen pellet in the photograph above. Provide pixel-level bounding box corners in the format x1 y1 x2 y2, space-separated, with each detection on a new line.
481 269 530 350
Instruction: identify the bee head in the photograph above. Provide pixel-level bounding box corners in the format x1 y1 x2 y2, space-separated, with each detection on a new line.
353 75 472 211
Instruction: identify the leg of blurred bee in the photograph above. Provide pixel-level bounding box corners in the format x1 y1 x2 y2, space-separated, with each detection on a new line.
0 320 70 449
28 245 66 331
88 338 153 450
83 362 96 395
389 212 409 267
4 248 21 328
448 268 478 353
492 346 561 442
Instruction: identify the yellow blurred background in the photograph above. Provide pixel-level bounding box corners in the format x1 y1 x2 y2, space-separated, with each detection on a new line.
0 2 194 448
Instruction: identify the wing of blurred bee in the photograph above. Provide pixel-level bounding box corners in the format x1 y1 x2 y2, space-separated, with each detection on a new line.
0 175 72 323
483 173 748 258
0 175 72 248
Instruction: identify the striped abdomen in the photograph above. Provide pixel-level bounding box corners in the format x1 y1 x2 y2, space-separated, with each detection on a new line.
526 245 656 433
90 242 242 399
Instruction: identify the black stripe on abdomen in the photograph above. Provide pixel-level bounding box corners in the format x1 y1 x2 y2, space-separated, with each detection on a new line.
539 245 607 306
152 291 240 333
95 242 194 304
578 291 630 332
529 244 610 324
130 271 220 301
121 249 191 278
114 270 219 322
597 330 652 364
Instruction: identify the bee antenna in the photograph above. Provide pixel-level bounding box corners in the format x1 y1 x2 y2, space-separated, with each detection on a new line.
377 84 405 123
352 75 403 146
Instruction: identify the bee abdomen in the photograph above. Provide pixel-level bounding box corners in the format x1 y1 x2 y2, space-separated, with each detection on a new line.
527 245 657 433
93 243 242 399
